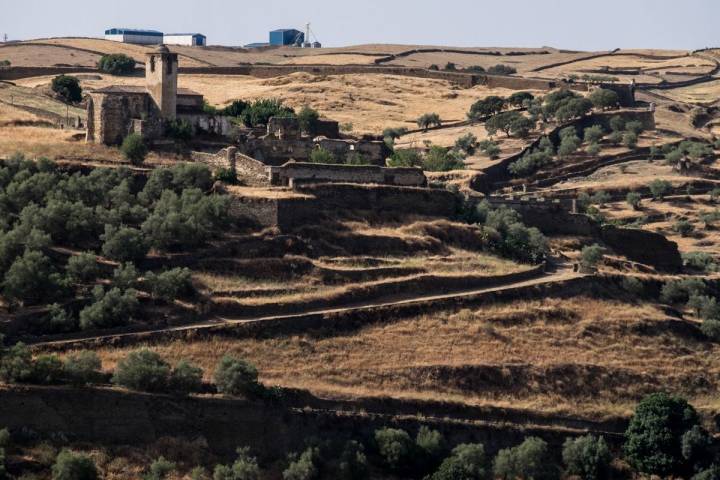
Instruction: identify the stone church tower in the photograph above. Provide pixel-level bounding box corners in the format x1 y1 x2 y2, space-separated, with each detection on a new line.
145 44 178 120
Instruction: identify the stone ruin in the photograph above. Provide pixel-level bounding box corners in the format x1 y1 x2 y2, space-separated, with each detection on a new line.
86 45 232 145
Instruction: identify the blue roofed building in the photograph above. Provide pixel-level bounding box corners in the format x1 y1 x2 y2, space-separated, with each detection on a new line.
269 29 304 46
104 28 164 45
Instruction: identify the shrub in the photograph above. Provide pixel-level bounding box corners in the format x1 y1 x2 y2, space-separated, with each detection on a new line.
46 301 77 332
507 91 534 108
609 115 626 132
625 120 645 135
112 349 170 392
297 106 320 133
375 427 413 471
308 147 336 164
283 447 319 480
562 435 611 480
624 393 702 476
581 244 604 268
387 149 421 167
221 100 250 117
430 443 486 480
345 151 370 166
649 179 672 200
215 167 238 184
144 456 176 480
169 360 204 394
702 319 720 341
626 191 642 210
97 53 136 75
693 466 720 480
455 133 478 154
681 425 712 471
338 441 368 480
29 354 64 384
52 449 99 480
63 351 103 386
0 342 33 383
113 262 139 290
213 447 260 480
622 277 645 297
145 267 194 302
382 127 408 141
240 98 294 127
607 131 623 146
78 286 138 330
584 125 605 144
165 119 193 142
660 278 706 304
589 88 619 110
422 146 465 172
683 252 717 272
66 252 100 285
121 133 148 165
417 113 442 131
674 219 695 237
591 190 610 206
493 437 558 480
623 132 638 149
485 111 530 137
487 64 517 75
51 75 82 103
3 250 62 305
214 356 261 397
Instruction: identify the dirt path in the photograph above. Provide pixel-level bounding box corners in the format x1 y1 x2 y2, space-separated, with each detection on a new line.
29 263 582 349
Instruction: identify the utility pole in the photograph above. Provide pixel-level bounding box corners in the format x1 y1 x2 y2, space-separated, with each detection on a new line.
2 34 7 43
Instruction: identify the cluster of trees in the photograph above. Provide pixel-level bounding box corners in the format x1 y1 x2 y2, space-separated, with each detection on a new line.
659 277 720 340
463 201 549 264
0 156 228 333
203 98 296 128
664 140 714 169
51 75 82 104
467 92 533 121
387 146 465 172
97 53 136 75
508 136 554 176
430 63 517 75
416 113 442 131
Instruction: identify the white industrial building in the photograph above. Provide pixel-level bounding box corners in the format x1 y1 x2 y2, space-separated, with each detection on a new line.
163 33 207 46
104 28 164 45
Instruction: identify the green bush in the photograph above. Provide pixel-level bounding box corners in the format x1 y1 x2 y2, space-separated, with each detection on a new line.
3 249 63 305
283 447 319 480
693 465 720 480
683 252 717 272
240 98 294 127
625 120 645 135
345 151 370 166
701 319 720 341
507 91 534 108
145 267 194 302
169 359 204 394
660 278 706 304
63 351 103 386
29 354 64 384
308 147 336 164
78 286 138 330
609 116 626 132
455 133 478 154
221 100 250 117
622 277 645 297
581 244 604 268
0 342 33 383
624 393 702 476
52 449 99 480
297 106 320 133
374 427 413 471
591 190 610 206
674 219 695 237
66 252 100 285
588 89 619 110
338 441 368 480
487 64 517 75
649 179 672 200
113 262 139 290
97 53 136 75
430 443 486 480
584 125 605 144
623 132 638 149
417 113 442 131
681 425 712 471
626 191 642 210
213 447 260 480
468 96 505 120
387 149 421 167
382 127 408 141
562 435 611 480
144 456 176 480
51 75 82 103
478 139 501 159
121 133 148 165
422 146 465 172
214 356 261 397
493 437 558 480
485 111 531 138
112 349 170 392
165 119 193 142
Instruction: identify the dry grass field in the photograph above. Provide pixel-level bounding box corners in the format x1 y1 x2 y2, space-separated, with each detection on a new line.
76 296 720 419
654 79 720 104
14 72 526 134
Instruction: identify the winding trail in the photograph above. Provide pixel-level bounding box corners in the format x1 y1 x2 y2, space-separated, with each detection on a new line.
29 263 581 350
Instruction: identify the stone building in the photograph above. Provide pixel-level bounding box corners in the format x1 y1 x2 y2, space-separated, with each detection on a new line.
86 45 231 145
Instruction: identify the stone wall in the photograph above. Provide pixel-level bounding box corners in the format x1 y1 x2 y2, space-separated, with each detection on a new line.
191 147 269 186
86 92 162 145
268 162 426 187
242 135 389 167
177 112 235 137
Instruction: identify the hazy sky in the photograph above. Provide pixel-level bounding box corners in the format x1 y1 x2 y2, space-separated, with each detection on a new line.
2 0 716 51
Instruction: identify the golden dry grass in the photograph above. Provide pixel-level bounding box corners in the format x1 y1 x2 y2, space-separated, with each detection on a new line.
80 296 720 419
18 72 532 134
654 79 720 104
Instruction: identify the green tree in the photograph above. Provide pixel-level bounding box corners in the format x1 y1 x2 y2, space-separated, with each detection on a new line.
0 342 33 383
121 133 148 166
63 351 103 386
97 53 136 75
584 125 605 144
112 349 170 392
240 98 294 127
486 111 527 137
145 267 194 302
52 449 99 480
308 148 336 164
455 133 478 154
297 106 320 133
417 113 442 131
169 359 204 394
51 75 82 103
66 252 100 285
422 146 465 172
507 91 534 108
213 447 260 480
625 120 645 135
430 443 486 480
283 447 319 480
165 119 193 142
101 225 148 262
3 250 62 305
338 441 368 480
374 427 413 472
387 149 421 167
581 244 605 268
649 179 672 200
493 437 558 480
623 132 638 149
626 191 642 210
468 96 505 120
588 89 619 110
674 219 695 237
624 393 702 476
609 116 626 132
562 435 611 480
78 286 138 330
214 356 261 397
144 457 176 480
